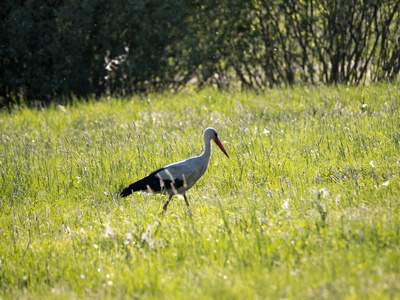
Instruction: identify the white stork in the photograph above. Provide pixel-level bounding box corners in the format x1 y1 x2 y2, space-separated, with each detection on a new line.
120 127 229 211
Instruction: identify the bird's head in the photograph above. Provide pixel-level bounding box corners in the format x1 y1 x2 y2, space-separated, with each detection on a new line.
204 127 229 158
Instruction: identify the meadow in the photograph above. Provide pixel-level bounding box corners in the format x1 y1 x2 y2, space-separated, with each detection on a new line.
0 84 399 299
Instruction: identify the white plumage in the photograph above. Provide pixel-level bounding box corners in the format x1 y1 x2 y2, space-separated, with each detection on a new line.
120 127 229 211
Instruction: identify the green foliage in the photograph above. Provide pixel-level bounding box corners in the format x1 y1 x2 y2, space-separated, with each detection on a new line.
1 0 400 104
1 0 188 103
0 84 400 298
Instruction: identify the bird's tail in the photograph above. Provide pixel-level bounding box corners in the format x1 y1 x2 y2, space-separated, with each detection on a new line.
120 179 149 197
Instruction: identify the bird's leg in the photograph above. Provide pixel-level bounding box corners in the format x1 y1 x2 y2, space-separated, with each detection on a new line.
162 195 173 211
183 194 190 208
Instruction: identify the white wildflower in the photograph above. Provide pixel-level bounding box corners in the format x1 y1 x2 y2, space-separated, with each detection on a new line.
124 232 133 245
263 128 270 135
105 226 115 238
282 200 290 211
319 187 330 198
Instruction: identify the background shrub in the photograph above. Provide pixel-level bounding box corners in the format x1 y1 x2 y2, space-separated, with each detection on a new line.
1 0 399 104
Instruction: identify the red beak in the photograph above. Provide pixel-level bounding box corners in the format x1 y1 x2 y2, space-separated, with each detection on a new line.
214 138 229 158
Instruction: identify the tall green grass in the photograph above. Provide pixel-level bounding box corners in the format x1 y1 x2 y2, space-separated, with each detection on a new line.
1 84 399 299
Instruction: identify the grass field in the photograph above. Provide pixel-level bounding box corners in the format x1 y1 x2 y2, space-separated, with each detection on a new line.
1 84 400 299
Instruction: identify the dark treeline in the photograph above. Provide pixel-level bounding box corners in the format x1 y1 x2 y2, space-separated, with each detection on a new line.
1 0 399 104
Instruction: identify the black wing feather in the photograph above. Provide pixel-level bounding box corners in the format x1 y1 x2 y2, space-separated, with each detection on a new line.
120 167 184 197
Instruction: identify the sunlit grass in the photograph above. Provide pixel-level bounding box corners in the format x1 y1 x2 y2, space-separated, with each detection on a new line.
1 84 400 299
